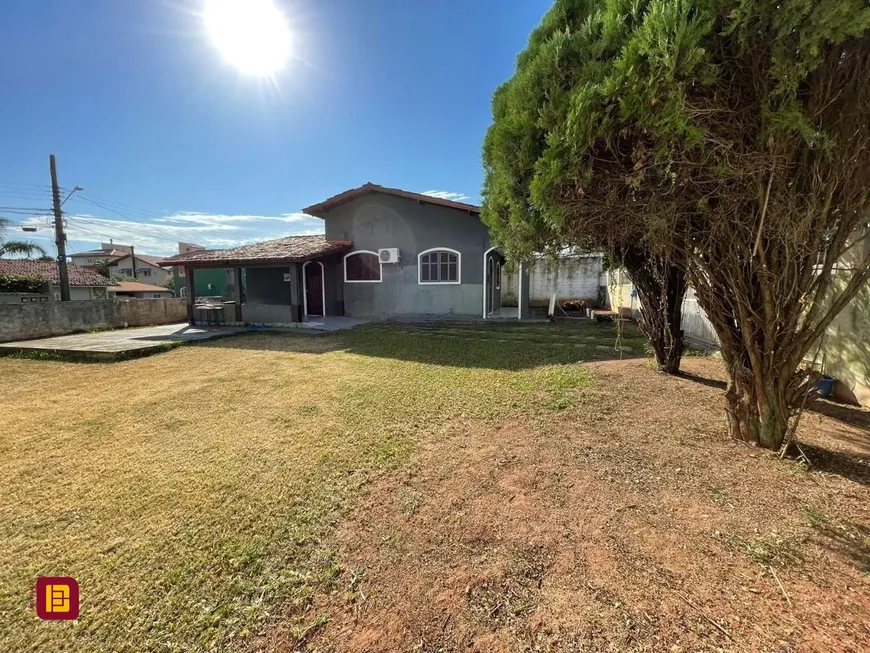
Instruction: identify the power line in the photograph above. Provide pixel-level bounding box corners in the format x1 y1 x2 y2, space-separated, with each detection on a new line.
0 181 54 190
0 206 52 213
70 193 162 223
66 216 181 246
68 196 186 242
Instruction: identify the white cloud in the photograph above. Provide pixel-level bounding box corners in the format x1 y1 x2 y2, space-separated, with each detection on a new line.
17 210 324 258
422 190 472 202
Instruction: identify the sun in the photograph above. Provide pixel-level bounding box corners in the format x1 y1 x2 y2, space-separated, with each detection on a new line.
204 0 291 76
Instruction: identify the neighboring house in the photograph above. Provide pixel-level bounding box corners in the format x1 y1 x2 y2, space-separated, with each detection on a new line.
0 259 115 300
160 183 533 324
171 242 232 299
108 254 171 285
68 243 131 267
107 281 174 299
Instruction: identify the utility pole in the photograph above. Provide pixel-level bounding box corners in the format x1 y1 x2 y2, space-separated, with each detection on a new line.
50 154 71 301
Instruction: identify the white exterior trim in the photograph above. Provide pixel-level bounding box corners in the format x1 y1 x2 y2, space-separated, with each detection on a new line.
517 262 523 320
417 247 462 285
482 246 497 318
302 260 326 316
343 250 383 283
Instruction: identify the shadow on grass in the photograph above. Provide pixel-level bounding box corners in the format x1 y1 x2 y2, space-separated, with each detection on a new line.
678 372 870 434
199 324 647 371
675 371 870 486
797 441 870 487
809 517 870 573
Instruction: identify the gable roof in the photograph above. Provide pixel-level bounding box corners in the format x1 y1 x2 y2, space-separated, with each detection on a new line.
111 253 166 267
0 259 116 286
302 183 481 219
69 248 128 259
159 235 352 268
108 281 172 294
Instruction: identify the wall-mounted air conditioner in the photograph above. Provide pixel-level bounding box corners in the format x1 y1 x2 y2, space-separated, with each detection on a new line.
379 248 401 264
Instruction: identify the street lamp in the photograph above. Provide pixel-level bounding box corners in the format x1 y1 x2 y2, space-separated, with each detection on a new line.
60 186 85 208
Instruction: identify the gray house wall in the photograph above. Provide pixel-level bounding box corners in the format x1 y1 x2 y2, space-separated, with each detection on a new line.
323 193 491 318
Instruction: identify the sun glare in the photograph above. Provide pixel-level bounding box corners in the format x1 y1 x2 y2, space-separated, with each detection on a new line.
204 0 291 76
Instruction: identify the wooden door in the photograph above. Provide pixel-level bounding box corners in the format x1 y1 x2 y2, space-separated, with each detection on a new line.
305 262 324 316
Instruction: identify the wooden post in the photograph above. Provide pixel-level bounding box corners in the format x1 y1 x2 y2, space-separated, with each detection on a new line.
185 266 196 325
233 266 243 323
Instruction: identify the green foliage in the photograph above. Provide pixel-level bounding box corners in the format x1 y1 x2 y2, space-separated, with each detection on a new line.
94 260 112 277
482 0 870 258
483 0 870 447
0 273 49 294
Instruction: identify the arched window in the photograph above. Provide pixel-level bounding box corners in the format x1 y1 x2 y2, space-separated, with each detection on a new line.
418 248 461 284
344 251 382 283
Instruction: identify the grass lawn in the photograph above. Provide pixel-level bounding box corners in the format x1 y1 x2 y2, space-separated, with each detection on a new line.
1 321 868 651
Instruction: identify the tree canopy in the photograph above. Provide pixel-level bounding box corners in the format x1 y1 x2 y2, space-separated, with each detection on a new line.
483 0 870 449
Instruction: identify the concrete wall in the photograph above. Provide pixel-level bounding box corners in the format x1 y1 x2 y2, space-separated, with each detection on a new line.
323 193 491 318
504 256 603 306
605 269 641 319
0 298 187 343
241 303 296 325
0 293 50 305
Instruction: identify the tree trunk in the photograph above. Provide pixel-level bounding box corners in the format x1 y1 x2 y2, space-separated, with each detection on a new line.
722 371 791 450
621 249 687 374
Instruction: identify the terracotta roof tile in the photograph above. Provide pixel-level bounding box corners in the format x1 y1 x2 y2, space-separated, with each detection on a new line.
159 235 352 267
108 281 172 293
0 259 116 286
302 183 481 218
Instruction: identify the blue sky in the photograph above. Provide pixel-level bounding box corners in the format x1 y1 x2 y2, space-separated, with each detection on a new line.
0 0 550 256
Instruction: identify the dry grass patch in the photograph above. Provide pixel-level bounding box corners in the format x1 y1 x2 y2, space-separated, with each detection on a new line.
307 357 870 653
0 326 595 651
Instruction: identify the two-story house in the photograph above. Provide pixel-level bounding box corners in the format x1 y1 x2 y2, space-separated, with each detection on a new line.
160 184 531 325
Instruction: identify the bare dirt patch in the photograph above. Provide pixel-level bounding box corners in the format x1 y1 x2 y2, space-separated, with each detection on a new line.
300 357 870 652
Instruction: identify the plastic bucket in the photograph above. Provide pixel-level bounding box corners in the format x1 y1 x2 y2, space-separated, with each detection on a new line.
815 375 836 399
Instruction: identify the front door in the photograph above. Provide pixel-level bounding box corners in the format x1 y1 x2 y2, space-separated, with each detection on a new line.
305 262 324 316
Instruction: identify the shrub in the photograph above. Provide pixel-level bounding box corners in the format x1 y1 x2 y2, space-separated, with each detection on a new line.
0 273 49 294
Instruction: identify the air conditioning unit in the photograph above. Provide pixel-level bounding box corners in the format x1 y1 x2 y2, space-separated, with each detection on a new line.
378 248 401 264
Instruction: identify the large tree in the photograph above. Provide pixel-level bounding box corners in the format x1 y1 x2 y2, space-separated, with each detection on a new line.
483 0 870 450
482 1 689 373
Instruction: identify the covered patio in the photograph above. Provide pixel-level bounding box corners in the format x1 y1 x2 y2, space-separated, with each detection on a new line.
160 235 354 328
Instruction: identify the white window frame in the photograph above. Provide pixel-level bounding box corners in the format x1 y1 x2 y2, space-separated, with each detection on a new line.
417 247 461 285
343 250 383 283
179 287 187 298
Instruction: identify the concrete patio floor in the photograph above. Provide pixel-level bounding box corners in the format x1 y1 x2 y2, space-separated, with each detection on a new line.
0 317 369 361
0 323 245 360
